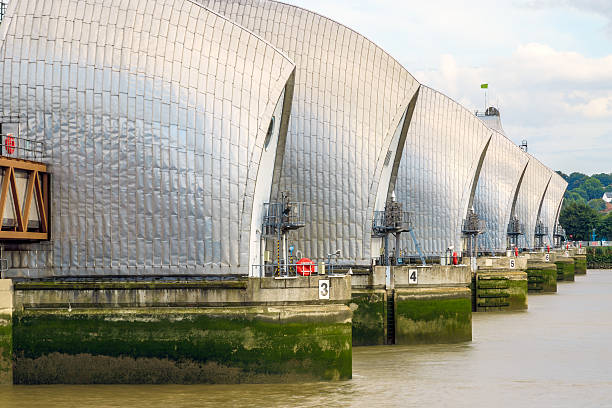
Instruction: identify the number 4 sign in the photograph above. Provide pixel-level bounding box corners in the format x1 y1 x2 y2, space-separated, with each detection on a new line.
408 269 418 285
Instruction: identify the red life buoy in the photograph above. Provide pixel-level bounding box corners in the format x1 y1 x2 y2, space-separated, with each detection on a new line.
514 247 519 257
4 134 15 155
547 245 550 253
452 251 458 265
296 258 315 276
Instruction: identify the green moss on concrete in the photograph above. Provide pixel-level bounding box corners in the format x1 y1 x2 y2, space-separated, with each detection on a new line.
555 258 575 282
574 256 587 275
12 307 352 384
0 314 11 384
477 277 527 311
586 247 612 269
394 290 472 344
527 264 557 293
349 291 386 346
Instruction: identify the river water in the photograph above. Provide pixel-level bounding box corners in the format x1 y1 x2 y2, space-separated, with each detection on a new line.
3 270 612 407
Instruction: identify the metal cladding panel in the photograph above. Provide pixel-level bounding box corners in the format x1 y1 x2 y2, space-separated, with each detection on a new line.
395 86 492 257
0 0 295 277
475 131 528 252
477 114 506 136
200 0 420 264
513 158 552 249
540 172 568 244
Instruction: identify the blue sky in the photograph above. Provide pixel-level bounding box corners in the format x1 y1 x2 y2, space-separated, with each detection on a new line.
284 0 612 175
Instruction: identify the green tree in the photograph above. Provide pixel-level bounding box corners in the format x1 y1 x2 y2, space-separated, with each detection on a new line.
567 172 588 190
566 191 586 204
587 198 606 212
580 177 605 200
572 187 589 202
559 201 600 241
599 213 612 240
592 173 612 188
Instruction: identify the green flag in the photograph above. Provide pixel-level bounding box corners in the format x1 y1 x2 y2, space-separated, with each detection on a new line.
481 83 488 89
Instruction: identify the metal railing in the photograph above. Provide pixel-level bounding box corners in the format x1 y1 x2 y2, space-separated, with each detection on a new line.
372 210 412 235
507 218 524 235
0 132 45 161
252 261 347 278
534 223 549 237
262 201 306 236
462 218 485 234
0 3 6 24
553 225 566 237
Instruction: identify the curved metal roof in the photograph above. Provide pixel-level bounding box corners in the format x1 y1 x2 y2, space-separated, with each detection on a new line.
200 0 420 264
0 0 295 277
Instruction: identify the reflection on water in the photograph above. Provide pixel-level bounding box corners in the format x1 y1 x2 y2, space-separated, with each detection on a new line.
3 270 612 407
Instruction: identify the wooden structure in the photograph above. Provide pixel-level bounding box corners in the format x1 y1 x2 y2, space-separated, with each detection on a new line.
0 157 49 240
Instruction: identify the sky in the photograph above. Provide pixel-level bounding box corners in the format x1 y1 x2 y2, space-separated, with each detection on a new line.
283 0 612 175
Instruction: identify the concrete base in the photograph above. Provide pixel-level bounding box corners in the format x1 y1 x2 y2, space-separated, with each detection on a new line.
526 261 557 293
12 304 352 384
555 257 576 282
6 277 353 384
349 289 386 346
394 287 472 344
474 270 528 311
574 255 587 275
0 280 12 385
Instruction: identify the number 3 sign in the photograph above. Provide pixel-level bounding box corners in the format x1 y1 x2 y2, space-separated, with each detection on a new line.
318 279 330 300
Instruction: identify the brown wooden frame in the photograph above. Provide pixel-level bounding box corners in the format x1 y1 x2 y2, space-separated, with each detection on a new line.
0 157 49 240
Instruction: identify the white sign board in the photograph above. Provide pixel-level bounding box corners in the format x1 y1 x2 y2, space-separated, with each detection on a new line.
545 253 550 262
318 279 330 300
509 259 516 269
408 269 418 285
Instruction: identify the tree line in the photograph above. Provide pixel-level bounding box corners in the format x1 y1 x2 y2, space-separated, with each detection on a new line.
557 171 612 241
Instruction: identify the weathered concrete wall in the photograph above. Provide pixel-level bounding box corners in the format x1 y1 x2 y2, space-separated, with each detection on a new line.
349 290 386 346
573 255 587 275
8 276 353 384
555 257 575 282
12 305 352 384
477 256 528 270
394 287 472 344
0 279 12 385
474 271 528 311
350 265 472 346
526 261 557 293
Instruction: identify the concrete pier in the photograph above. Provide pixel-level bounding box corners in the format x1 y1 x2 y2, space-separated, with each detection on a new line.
524 253 558 293
573 254 587 275
0 279 12 385
350 265 472 345
555 254 576 282
474 257 528 311
4 277 353 384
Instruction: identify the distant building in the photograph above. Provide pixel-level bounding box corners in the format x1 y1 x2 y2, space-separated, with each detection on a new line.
603 192 612 203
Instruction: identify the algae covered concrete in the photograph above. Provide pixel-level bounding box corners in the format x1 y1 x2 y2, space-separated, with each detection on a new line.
475 271 527 311
555 257 575 282
0 279 13 385
573 255 587 275
349 290 386 346
9 277 353 384
394 287 472 344
526 262 557 293
12 304 352 384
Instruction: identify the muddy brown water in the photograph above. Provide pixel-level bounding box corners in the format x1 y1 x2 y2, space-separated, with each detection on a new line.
2 270 612 407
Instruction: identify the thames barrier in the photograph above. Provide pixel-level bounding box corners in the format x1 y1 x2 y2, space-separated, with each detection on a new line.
0 0 607 390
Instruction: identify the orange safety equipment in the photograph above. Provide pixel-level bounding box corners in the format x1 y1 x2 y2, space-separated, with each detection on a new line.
296 258 315 276
452 251 458 265
514 247 519 257
547 245 550 253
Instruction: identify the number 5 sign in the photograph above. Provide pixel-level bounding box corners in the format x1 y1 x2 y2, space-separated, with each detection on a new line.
509 259 516 269
318 279 330 300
